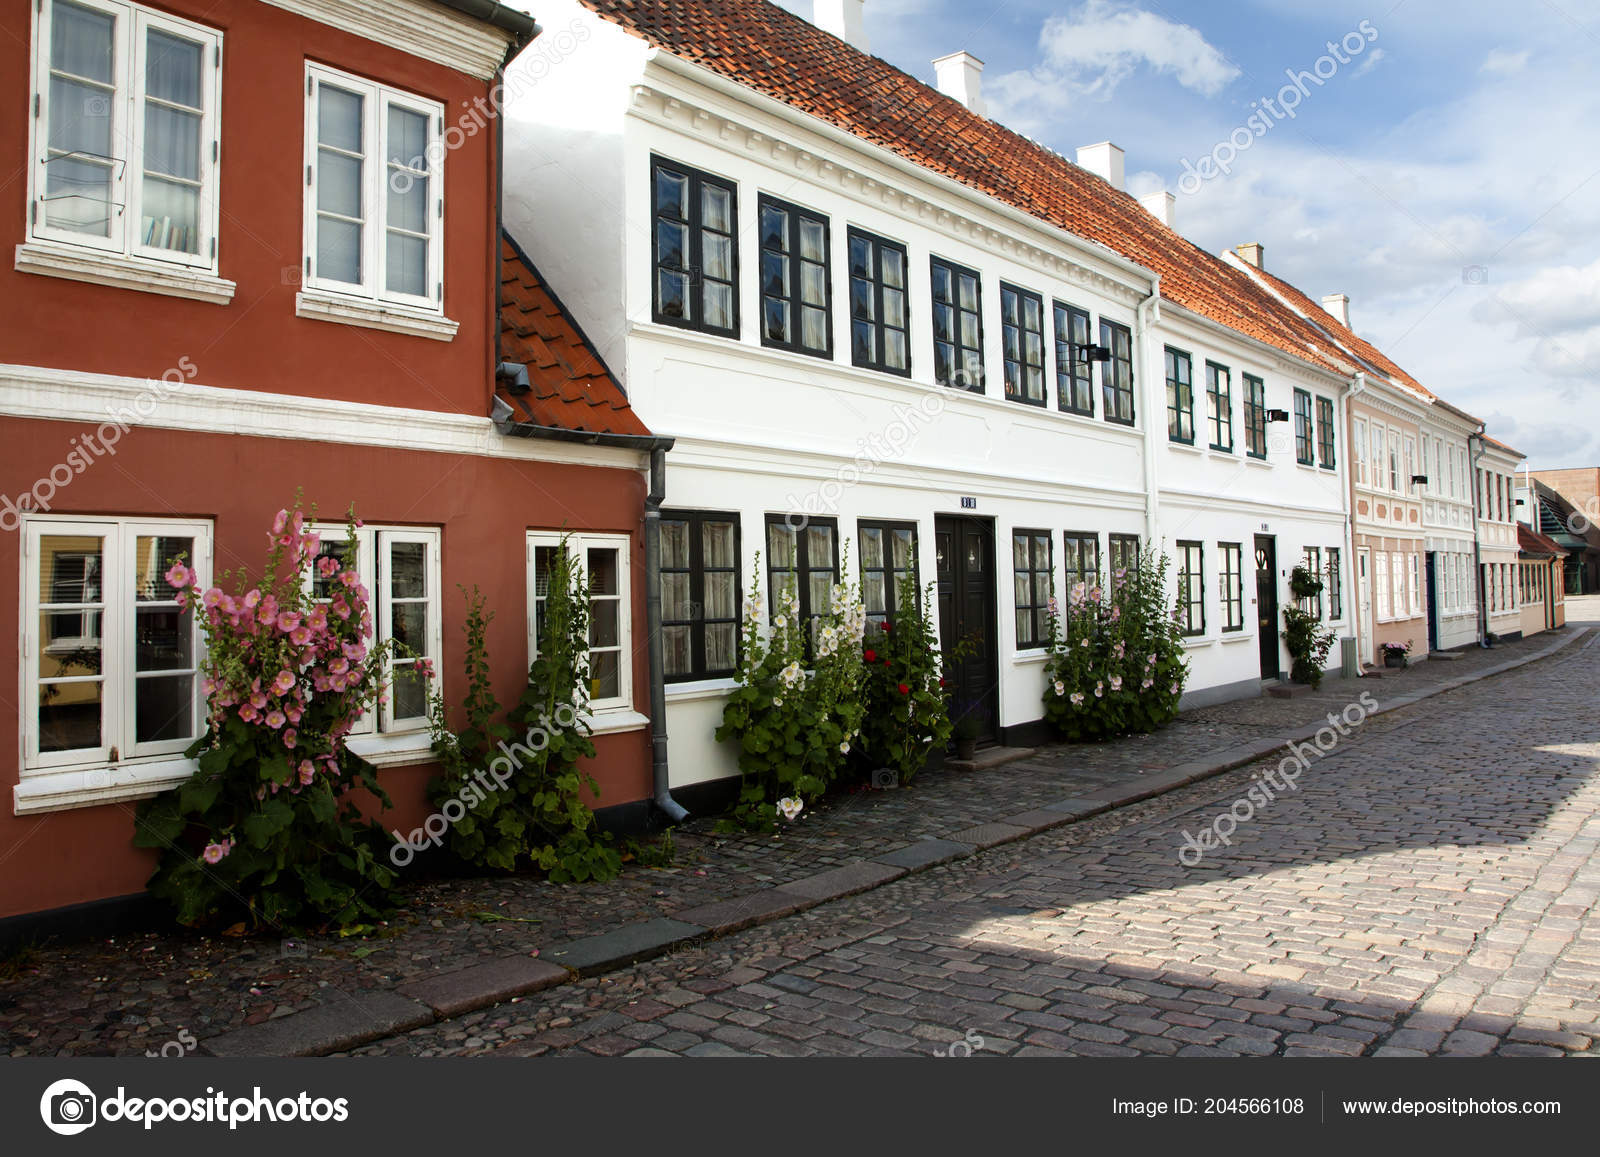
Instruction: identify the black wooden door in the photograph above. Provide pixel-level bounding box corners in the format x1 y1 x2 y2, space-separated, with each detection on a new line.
1254 534 1279 679
935 515 999 743
1425 551 1440 651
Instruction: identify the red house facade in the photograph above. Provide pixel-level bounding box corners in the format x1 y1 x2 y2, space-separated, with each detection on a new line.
0 0 663 925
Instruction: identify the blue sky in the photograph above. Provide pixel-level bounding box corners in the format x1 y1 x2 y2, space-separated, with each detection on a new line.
764 0 1600 469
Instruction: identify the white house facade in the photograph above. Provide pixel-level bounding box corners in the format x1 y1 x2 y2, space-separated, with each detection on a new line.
1475 435 1525 641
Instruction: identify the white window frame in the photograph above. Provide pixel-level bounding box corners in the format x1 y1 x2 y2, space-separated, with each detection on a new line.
309 523 442 739
1408 552 1421 616
1375 550 1391 621
302 62 444 314
526 532 634 717
27 0 222 271
19 515 211 811
1354 417 1368 487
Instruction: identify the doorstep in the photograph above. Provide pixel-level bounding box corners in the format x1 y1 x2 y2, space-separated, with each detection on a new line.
942 745 1036 772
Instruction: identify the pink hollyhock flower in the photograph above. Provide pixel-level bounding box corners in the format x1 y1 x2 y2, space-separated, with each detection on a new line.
292 511 304 536
339 570 359 588
272 669 295 695
1110 675 1123 691
276 611 302 633
243 589 262 610
317 556 340 578
329 657 350 675
164 561 191 589
1170 682 1180 694
313 674 331 693
201 676 216 696
202 587 222 609
249 691 268 710
1070 691 1085 706
272 509 289 535
239 704 260 723
282 728 297 749
1141 678 1153 690
265 710 286 729
298 761 316 786
415 657 434 680
342 641 366 662
331 598 351 621
1094 682 1104 698
201 841 230 865
291 625 313 647
285 704 302 725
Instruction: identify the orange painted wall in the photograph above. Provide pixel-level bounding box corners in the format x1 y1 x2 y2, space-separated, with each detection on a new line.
0 416 652 919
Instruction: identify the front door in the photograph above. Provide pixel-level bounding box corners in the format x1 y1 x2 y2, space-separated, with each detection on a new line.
934 515 998 744
1254 534 1279 679
1424 551 1440 651
1357 548 1374 665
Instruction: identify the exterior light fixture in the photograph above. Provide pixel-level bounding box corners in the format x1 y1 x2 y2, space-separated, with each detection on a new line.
1265 408 1290 422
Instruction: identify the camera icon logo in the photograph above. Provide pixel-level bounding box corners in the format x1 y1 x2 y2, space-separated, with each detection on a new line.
40 1078 97 1136
870 768 898 790
83 95 110 117
1462 265 1489 285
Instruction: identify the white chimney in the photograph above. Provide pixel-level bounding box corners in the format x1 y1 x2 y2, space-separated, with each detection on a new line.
1139 190 1175 228
1076 141 1124 191
932 50 986 116
1321 293 1351 327
1235 241 1264 269
813 0 868 52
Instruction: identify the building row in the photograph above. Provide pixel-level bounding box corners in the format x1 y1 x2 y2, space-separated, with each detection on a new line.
0 0 1571 927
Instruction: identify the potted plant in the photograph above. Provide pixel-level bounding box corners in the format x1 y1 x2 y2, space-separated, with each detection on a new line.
1382 640 1410 669
951 710 983 761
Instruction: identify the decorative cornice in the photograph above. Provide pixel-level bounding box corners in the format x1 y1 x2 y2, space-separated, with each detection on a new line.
257 0 517 81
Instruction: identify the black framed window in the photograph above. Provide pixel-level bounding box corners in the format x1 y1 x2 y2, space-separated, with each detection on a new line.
652 157 737 336
1108 533 1140 581
1219 542 1243 632
759 195 830 357
1165 346 1194 444
1243 373 1267 459
1101 320 1134 425
847 228 910 375
660 511 740 682
1177 541 1204 636
859 520 917 632
1012 530 1053 649
1327 547 1343 619
766 516 839 648
932 258 984 391
1206 361 1233 452
1302 546 1322 618
1053 301 1094 416
1316 395 1336 468
1293 388 1314 465
1001 283 1046 406
1063 531 1100 595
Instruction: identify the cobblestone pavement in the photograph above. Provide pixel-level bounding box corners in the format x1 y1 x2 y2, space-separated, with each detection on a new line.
2 617 1590 1056
344 623 1600 1057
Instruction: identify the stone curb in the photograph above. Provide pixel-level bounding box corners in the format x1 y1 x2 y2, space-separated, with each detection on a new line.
203 627 1590 1056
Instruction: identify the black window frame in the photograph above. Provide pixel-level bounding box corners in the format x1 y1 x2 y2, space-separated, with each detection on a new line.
651 156 739 338
1053 300 1095 416
1101 320 1135 426
764 514 840 653
858 519 919 633
1327 546 1343 619
1219 541 1244 632
757 194 832 358
1293 388 1315 465
1063 530 1100 595
1000 282 1046 407
1206 360 1233 452
931 256 985 392
1012 529 1054 649
1243 373 1267 459
659 510 742 683
1165 346 1194 444
1316 395 1336 469
1108 533 1140 581
1177 540 1205 637
846 227 911 377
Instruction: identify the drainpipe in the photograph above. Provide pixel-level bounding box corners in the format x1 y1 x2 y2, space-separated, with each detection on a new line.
1134 275 1162 546
645 447 688 823
1469 424 1489 646
1346 372 1368 670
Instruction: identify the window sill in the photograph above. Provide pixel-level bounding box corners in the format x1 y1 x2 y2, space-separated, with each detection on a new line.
1167 440 1203 454
347 730 437 769
1180 635 1215 649
1219 631 1254 644
296 289 459 342
13 755 196 816
665 676 739 703
1013 648 1051 664
582 709 650 735
1243 454 1274 468
15 241 235 305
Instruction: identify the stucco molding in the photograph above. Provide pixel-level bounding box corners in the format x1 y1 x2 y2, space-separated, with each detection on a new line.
255 0 515 81
15 242 237 305
13 756 195 815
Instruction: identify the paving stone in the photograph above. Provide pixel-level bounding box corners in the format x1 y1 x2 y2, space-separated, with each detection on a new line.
676 890 811 935
776 862 906 902
945 823 1030 850
203 991 433 1057
872 839 974 870
544 919 705 975
396 957 570 1018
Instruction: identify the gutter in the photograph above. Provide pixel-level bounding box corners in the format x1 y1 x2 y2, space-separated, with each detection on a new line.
493 413 677 454
1346 372 1368 671
644 448 688 823
436 0 539 45
1469 424 1489 646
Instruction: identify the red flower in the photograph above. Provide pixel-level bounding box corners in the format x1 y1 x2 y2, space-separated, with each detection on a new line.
898 683 909 695
939 678 946 687
881 622 892 632
883 656 891 665
864 649 877 663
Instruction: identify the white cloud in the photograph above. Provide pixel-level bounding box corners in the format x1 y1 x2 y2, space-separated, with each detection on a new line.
1352 47 1387 77
1481 48 1530 74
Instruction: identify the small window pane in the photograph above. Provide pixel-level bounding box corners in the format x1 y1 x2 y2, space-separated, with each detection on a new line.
135 605 192 671
390 542 427 598
661 520 689 569
391 666 427 721
590 600 619 648
387 105 428 167
39 678 102 752
587 548 619 596
317 85 364 152
590 651 619 700
702 185 731 232
135 674 192 742
655 169 685 219
704 521 735 569
390 602 428 651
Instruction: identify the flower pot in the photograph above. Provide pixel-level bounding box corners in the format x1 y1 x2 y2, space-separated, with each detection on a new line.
954 737 978 761
1383 651 1406 669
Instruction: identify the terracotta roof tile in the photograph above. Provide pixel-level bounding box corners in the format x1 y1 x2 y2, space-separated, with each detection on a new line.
497 234 652 437
578 0 1351 376
1519 523 1564 556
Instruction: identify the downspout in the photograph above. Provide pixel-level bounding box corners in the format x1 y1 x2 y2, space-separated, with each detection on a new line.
1135 275 1162 546
1346 372 1368 670
645 447 688 823
1469 424 1489 646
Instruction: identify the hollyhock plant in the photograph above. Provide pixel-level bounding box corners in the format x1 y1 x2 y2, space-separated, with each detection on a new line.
135 498 410 931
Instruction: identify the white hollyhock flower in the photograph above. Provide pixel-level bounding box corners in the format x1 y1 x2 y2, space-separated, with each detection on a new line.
777 796 804 820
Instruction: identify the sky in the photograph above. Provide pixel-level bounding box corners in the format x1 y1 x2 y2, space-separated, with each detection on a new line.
761 0 1600 469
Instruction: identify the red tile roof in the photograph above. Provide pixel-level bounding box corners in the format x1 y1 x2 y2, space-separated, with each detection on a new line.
577 0 1351 377
1519 523 1565 556
498 235 652 437
1479 432 1525 458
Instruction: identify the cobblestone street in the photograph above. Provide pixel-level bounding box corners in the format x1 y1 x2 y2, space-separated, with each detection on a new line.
348 610 1600 1057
